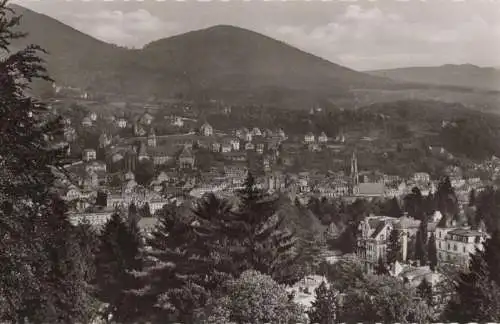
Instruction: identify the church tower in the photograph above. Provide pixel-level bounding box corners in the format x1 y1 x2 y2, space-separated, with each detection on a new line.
147 127 156 147
351 150 359 187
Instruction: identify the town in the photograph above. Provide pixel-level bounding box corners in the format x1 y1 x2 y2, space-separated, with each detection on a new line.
49 86 500 318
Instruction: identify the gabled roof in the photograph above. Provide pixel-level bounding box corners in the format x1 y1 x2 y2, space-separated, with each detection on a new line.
371 221 388 239
357 182 385 196
179 146 194 158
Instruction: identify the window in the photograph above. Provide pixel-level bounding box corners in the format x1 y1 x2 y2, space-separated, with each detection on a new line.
463 246 466 253
439 242 441 249
448 243 450 250
454 244 457 251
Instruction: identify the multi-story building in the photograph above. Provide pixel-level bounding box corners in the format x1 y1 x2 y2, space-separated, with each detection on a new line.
357 215 398 272
435 226 488 268
200 122 213 137
304 132 315 144
82 149 97 162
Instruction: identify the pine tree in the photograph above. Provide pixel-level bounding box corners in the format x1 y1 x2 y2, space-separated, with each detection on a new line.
141 201 152 218
444 248 500 322
232 172 299 284
308 281 337 324
29 196 97 323
95 212 143 322
375 256 388 275
128 202 140 225
386 228 402 265
417 278 433 306
483 231 500 287
428 233 438 271
415 216 428 266
0 2 91 322
136 203 213 323
387 197 403 218
469 189 477 207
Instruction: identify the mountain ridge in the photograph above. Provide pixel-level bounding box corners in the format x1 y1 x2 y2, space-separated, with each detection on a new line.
6 4 500 110
367 64 500 92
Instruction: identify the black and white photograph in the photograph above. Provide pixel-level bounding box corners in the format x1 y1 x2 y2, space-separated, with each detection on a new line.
1 0 500 322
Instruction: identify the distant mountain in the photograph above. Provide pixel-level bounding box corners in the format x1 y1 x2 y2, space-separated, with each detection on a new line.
9 4 126 92
7 5 396 106
7 4 500 110
367 64 500 92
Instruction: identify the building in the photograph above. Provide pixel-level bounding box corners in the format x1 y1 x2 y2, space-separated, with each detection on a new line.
200 122 213 137
178 146 195 169
82 149 97 162
318 132 328 143
304 132 315 144
147 128 157 147
357 215 399 272
99 132 111 148
435 227 488 268
251 127 262 136
139 111 154 125
116 118 127 128
412 172 431 183
81 117 92 127
89 112 98 122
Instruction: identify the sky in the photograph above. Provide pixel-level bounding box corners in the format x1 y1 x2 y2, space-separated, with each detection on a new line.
12 0 500 71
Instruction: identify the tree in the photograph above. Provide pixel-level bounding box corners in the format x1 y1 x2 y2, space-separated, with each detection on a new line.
95 212 143 322
134 203 216 323
232 172 299 285
308 281 337 324
204 270 305 324
375 256 389 275
128 202 140 225
387 197 403 218
406 235 416 262
386 228 402 265
483 231 500 287
141 202 152 218
417 278 433 306
29 196 97 323
135 159 155 186
0 2 93 322
469 189 477 207
428 233 438 271
415 215 428 266
435 176 459 224
96 190 107 208
338 274 432 323
443 247 500 322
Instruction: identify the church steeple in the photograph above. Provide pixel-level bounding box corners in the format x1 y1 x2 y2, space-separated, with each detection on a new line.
351 150 359 187
147 127 156 147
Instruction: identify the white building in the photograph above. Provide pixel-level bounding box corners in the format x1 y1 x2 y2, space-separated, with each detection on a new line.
82 149 97 162
200 122 213 137
304 132 315 144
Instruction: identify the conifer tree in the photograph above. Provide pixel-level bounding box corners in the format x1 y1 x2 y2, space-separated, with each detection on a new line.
95 212 143 322
417 278 433 306
415 216 428 266
387 197 403 218
386 227 402 265
483 231 500 287
428 233 438 271
135 203 214 323
30 196 97 323
0 2 92 322
233 172 299 284
308 281 337 324
444 247 500 322
375 256 388 275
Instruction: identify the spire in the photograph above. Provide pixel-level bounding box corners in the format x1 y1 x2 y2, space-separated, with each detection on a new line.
351 150 359 186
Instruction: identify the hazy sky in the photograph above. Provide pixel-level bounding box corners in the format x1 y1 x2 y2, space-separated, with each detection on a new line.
13 0 500 71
